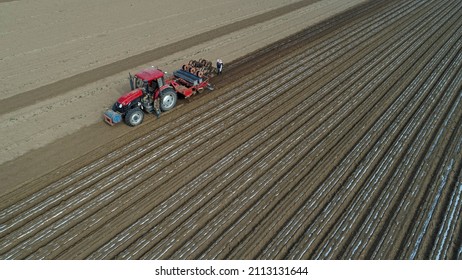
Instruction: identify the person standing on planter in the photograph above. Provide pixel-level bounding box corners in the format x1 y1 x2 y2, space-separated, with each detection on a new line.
216 59 224 75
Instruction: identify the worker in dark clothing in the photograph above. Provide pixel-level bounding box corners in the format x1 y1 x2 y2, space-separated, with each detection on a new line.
216 59 223 75
153 97 161 118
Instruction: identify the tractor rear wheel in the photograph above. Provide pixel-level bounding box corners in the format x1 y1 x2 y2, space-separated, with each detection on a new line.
160 88 177 111
124 107 144 126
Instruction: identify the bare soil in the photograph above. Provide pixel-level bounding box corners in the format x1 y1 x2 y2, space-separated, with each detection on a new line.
0 0 461 259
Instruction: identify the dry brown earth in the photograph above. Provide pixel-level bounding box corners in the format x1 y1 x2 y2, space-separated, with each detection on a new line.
0 0 461 260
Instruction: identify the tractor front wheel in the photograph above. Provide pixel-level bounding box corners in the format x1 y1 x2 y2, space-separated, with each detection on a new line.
160 89 177 111
125 107 144 126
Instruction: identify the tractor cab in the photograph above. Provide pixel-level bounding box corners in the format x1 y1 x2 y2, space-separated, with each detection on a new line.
130 68 166 96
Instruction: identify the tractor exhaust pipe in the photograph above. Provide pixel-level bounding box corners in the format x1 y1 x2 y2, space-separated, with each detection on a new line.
129 72 134 90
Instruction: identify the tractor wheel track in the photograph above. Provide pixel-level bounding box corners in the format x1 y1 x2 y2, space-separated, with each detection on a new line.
1 0 461 260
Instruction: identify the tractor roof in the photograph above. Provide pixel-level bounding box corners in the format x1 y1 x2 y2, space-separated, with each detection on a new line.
135 68 164 81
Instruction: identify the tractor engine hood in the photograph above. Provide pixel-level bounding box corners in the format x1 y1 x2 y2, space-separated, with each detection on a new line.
117 89 143 106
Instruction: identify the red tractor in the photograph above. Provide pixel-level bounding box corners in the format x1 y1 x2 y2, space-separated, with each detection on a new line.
104 59 214 126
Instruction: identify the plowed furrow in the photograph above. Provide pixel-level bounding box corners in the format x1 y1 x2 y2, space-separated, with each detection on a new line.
341 7 462 259
414 94 462 259
0 39 305 226
2 22 344 253
251 0 452 258
14 67 308 259
429 132 462 259
349 44 462 260
397 82 462 259
1 60 300 255
169 6 434 260
269 0 459 259
449 168 462 260
310 4 462 258
370 44 462 260
224 0 391 79
138 87 354 259
111 0 418 260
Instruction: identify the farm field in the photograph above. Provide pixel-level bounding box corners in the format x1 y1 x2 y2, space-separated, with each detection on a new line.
1 0 461 259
